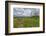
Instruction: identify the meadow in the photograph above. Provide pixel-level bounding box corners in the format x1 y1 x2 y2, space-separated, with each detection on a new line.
13 16 39 28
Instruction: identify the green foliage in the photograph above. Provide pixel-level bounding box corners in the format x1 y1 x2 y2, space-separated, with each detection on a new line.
13 16 39 28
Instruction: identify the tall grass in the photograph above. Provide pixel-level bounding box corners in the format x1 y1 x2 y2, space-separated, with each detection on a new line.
13 16 39 28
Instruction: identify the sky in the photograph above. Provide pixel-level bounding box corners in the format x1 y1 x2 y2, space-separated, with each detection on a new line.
13 8 40 17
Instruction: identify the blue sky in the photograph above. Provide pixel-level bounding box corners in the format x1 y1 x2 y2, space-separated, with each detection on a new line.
13 8 40 17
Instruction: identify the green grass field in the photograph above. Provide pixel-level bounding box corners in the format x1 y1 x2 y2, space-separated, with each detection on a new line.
13 16 39 28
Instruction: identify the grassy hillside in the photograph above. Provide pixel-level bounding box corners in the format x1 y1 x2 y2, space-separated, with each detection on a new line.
13 16 39 28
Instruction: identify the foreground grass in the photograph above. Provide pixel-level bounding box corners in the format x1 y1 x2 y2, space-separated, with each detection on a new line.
13 16 39 28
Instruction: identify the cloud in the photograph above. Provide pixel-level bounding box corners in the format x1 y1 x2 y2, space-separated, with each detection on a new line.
13 8 40 17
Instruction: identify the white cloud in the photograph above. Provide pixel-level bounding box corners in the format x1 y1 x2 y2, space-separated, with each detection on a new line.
13 8 39 17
